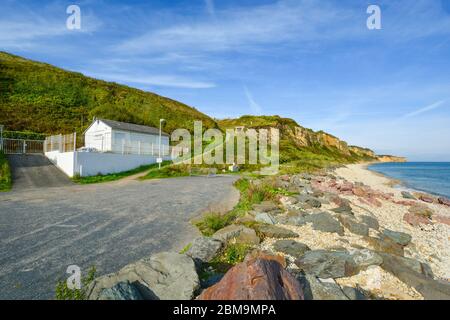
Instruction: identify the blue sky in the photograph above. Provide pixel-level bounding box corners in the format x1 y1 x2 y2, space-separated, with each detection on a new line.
1 0 450 161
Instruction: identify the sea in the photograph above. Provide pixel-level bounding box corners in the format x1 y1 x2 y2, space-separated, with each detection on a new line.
368 162 450 199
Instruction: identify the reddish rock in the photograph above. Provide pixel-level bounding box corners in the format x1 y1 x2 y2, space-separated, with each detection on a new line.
393 200 416 206
419 195 434 203
438 197 450 207
280 175 290 182
403 212 432 227
339 182 354 192
197 258 304 300
245 251 287 268
352 187 368 197
434 216 450 226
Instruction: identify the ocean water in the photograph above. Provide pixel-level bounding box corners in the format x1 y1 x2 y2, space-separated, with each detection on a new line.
368 162 450 199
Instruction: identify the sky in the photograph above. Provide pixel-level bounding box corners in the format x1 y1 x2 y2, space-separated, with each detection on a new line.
1 0 450 161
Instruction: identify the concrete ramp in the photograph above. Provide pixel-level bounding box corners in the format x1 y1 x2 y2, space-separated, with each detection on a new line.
7 154 73 190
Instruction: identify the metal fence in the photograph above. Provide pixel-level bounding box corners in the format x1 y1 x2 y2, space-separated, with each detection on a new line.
1 138 44 154
44 133 78 153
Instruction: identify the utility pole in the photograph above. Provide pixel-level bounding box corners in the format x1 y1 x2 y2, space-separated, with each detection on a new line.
0 125 3 152
159 119 165 169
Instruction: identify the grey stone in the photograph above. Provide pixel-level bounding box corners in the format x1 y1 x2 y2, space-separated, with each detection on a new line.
295 250 359 279
342 286 368 300
382 229 412 246
297 195 322 208
255 212 277 225
257 225 299 239
360 215 380 230
297 273 349 300
337 214 369 236
186 237 223 264
273 240 311 258
252 201 279 213
87 252 200 300
402 191 416 200
304 212 344 235
213 224 260 245
379 253 450 300
98 281 143 300
331 205 354 215
350 249 383 270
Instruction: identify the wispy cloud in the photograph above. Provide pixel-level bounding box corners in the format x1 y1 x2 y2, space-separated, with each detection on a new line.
83 72 216 89
204 0 215 18
403 100 446 118
244 86 262 114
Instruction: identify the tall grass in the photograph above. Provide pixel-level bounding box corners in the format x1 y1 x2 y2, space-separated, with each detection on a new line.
0 152 12 192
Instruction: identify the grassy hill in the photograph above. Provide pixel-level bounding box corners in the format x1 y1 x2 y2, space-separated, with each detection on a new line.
0 51 217 134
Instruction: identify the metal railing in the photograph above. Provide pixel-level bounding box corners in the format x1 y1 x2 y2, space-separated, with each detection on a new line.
44 133 77 153
1 138 44 154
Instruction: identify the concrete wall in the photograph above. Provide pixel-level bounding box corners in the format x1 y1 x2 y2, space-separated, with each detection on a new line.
45 150 170 177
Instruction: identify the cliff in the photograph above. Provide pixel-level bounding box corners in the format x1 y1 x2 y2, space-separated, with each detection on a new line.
376 155 407 163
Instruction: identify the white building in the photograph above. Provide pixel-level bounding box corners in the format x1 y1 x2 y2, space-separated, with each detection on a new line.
84 118 170 155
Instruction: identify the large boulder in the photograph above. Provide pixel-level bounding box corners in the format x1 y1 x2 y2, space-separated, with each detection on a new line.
297 273 349 300
381 229 412 247
273 240 311 258
403 212 432 227
408 204 433 218
304 212 344 235
213 224 260 245
197 257 304 300
350 249 383 270
297 195 322 208
98 281 143 300
186 237 223 264
379 253 450 300
337 214 369 236
257 225 299 239
365 236 404 256
87 252 200 300
295 250 359 279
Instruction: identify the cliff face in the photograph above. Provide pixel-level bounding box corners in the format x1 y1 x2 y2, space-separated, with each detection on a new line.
376 155 407 163
348 146 376 159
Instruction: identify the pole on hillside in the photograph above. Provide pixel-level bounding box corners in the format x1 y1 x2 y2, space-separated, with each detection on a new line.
159 119 165 169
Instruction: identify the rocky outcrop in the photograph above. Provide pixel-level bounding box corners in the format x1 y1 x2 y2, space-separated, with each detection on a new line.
376 155 407 163
213 224 260 245
186 237 223 264
197 256 304 300
87 252 200 300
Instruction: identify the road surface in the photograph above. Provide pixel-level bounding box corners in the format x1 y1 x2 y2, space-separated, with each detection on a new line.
0 172 240 299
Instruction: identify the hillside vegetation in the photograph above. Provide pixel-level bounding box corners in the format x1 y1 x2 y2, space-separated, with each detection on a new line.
0 51 217 134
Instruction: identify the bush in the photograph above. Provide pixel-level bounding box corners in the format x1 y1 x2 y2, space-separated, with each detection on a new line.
55 266 96 300
214 243 252 265
0 152 12 192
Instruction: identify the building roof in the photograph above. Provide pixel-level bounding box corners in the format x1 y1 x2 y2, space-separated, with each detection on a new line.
92 118 170 136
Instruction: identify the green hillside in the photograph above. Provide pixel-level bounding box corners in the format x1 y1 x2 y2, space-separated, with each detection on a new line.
0 51 217 134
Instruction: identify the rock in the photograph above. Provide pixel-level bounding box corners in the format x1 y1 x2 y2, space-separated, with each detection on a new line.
379 253 450 300
365 236 404 256
197 258 304 300
273 240 311 258
257 225 299 239
408 204 433 218
403 212 432 227
279 196 298 206
235 213 256 224
186 237 223 264
330 196 351 207
337 214 369 236
360 215 380 230
381 229 412 246
401 191 416 199
434 215 450 226
245 251 287 268
297 195 322 208
98 281 143 300
438 197 450 206
255 212 277 225
304 212 344 235
201 274 224 288
297 273 349 300
295 250 358 279
342 286 368 300
352 187 368 197
330 205 354 215
87 252 200 300
213 224 260 245
419 195 434 203
252 201 278 213
350 249 383 270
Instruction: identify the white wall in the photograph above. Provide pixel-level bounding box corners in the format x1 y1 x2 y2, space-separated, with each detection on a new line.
45 151 171 177
85 120 112 151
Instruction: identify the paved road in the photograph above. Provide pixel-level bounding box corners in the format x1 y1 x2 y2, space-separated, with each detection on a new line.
7 154 73 190
0 174 240 299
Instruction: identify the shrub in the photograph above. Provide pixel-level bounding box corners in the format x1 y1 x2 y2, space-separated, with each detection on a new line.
55 266 96 300
0 152 12 192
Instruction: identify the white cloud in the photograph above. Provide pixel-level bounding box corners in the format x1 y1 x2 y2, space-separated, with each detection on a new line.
83 72 216 89
403 100 446 118
244 86 262 114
